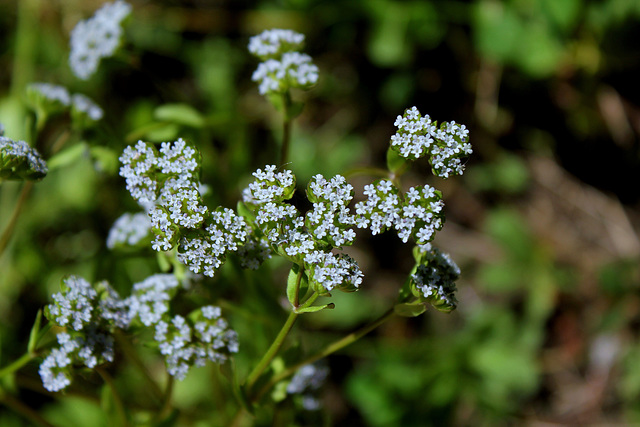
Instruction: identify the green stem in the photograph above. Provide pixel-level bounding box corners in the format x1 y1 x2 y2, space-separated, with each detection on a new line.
0 180 34 258
96 367 129 427
280 91 292 166
0 390 55 427
0 352 37 379
113 332 163 404
254 307 396 402
244 310 299 394
293 264 304 307
343 166 391 179
152 376 174 424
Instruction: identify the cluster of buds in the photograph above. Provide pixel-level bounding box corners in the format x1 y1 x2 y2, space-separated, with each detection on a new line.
409 246 460 313
0 136 48 181
248 29 319 95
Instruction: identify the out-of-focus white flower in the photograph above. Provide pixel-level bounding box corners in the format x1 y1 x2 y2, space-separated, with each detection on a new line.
69 1 132 80
249 29 318 95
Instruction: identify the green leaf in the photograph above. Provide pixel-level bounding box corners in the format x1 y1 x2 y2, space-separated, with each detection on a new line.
295 303 334 314
154 103 206 128
386 147 409 175
393 301 426 317
236 201 256 224
47 142 88 172
286 101 304 121
286 263 308 307
27 310 42 353
157 251 172 272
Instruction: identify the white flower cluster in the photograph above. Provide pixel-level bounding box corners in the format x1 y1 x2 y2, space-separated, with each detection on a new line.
119 139 207 252
355 179 444 250
120 140 255 278
0 136 48 180
305 174 356 248
242 164 296 205
411 247 460 312
27 83 70 107
26 83 104 122
304 251 363 293
242 166 363 293
106 212 151 249
248 29 305 59
71 93 104 121
126 274 180 326
177 207 249 277
69 0 132 80
249 29 318 95
41 274 238 390
287 362 329 411
154 306 239 380
391 106 472 178
41 276 128 392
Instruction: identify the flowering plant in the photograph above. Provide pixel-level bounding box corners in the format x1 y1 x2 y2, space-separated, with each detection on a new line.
0 4 471 425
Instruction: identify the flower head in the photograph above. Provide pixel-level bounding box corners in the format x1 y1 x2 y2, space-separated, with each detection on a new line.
71 93 104 122
69 0 132 80
390 106 472 177
249 29 318 95
107 212 151 250
153 307 239 380
248 29 305 60
355 179 444 249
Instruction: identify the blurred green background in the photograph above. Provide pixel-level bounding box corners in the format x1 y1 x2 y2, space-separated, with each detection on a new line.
1 0 640 425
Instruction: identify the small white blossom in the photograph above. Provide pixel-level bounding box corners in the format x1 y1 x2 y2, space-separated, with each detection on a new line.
71 93 104 121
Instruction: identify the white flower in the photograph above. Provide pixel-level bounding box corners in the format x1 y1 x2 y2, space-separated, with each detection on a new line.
106 212 151 249
249 29 318 95
71 93 104 121
389 106 472 177
248 29 305 59
69 1 132 80
27 82 71 106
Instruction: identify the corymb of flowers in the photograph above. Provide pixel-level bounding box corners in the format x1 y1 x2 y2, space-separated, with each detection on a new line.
69 0 132 80
30 21 474 398
249 29 319 95
40 274 238 391
391 106 472 178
